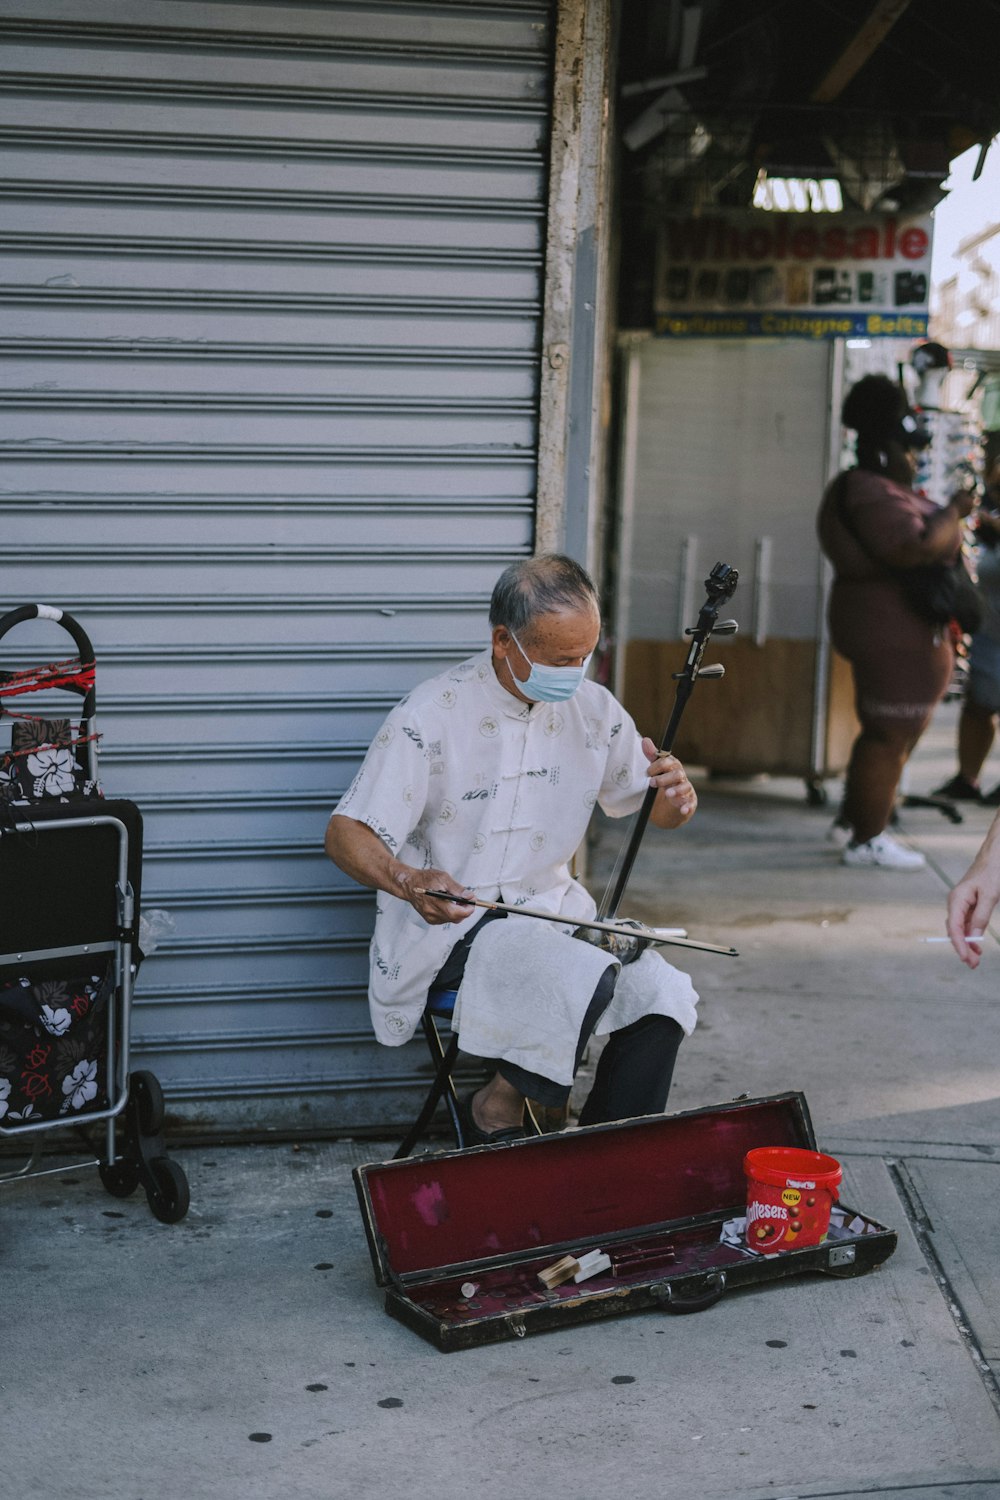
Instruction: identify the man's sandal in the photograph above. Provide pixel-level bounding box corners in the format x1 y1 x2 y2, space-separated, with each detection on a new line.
458 1091 528 1148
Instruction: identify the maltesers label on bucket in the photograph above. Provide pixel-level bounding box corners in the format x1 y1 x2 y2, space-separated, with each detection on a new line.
743 1147 843 1252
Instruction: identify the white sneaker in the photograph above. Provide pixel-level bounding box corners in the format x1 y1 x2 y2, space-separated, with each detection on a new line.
826 819 852 849
841 832 925 870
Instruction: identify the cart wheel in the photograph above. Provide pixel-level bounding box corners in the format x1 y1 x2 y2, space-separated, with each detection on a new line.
131 1070 165 1136
99 1159 141 1198
805 779 828 808
145 1157 190 1224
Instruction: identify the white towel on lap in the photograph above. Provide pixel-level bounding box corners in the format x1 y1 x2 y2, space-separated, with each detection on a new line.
453 919 699 1087
596 947 699 1037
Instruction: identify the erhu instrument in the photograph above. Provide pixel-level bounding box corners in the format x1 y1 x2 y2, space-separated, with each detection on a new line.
576 560 739 961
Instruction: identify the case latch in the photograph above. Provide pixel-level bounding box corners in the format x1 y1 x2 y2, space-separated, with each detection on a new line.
827 1243 857 1269
504 1312 527 1338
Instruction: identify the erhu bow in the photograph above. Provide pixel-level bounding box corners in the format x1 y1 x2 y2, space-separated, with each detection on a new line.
416 889 737 957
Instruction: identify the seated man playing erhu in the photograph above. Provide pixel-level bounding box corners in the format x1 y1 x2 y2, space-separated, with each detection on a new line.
324 553 700 1143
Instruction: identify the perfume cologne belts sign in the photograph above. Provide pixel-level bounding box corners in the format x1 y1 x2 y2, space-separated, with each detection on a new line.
655 211 932 340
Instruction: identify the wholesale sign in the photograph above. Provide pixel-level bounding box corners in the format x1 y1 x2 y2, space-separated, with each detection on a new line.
655 211 932 339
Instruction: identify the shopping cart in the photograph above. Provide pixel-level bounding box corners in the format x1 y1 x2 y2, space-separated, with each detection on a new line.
0 604 189 1222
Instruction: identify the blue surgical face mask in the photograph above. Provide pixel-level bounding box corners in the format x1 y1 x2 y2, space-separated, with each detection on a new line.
509 629 591 702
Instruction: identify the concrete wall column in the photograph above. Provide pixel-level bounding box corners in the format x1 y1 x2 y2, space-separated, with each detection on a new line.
536 0 616 571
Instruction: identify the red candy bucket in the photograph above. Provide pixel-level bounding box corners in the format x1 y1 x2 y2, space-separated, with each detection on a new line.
743 1146 842 1252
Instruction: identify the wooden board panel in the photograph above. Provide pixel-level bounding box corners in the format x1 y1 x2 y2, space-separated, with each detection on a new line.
623 637 856 778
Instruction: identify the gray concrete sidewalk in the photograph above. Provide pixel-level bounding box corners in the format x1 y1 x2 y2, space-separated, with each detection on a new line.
3 702 1000 1500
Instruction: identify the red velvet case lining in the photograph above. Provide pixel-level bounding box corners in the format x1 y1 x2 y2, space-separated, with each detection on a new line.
363 1096 810 1279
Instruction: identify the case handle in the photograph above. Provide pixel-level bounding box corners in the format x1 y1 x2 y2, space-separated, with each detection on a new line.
650 1270 726 1314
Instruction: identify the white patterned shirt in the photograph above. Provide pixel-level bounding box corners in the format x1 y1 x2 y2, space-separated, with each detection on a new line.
332 647 657 1046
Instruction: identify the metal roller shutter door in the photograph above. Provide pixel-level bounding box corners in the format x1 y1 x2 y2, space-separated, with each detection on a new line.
1 0 553 1132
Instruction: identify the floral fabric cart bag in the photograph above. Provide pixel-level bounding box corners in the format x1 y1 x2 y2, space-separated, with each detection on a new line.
0 603 189 1225
0 969 113 1127
0 609 107 1130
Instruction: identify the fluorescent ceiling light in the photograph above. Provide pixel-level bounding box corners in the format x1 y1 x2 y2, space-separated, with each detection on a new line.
753 172 844 213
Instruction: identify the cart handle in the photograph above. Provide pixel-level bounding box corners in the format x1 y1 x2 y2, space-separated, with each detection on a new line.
0 603 98 738
0 604 95 665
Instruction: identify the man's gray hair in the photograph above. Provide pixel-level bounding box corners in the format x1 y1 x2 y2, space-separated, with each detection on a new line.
489 554 600 636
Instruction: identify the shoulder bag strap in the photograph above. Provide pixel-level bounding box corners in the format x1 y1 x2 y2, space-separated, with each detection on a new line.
833 468 895 577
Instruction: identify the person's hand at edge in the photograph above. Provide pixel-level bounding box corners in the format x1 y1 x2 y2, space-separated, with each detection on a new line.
946 810 1000 966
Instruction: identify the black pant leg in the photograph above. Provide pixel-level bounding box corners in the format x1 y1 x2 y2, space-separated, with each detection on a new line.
577 1014 684 1127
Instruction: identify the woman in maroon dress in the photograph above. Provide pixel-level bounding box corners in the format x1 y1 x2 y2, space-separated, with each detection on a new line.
817 375 975 869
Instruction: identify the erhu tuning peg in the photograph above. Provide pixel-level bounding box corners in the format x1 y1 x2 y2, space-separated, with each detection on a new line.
684 619 739 637
672 662 725 680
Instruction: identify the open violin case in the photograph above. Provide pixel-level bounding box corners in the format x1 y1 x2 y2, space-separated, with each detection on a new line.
354 1092 897 1351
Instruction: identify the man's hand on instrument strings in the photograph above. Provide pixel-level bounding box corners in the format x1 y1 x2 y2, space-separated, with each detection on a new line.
393 865 473 925
642 739 697 828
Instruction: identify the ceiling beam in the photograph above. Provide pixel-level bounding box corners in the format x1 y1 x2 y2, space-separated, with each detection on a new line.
810 0 913 104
